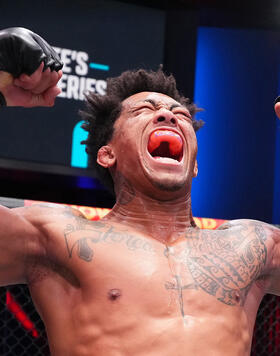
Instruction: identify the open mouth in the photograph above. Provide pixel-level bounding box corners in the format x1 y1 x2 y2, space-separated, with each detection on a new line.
147 129 183 162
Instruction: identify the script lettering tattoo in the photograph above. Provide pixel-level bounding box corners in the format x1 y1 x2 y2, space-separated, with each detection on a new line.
64 221 155 262
164 222 268 307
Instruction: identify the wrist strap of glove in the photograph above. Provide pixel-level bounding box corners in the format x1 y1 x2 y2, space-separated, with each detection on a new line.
0 92 6 107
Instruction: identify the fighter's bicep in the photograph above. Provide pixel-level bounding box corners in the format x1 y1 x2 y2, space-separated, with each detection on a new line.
0 205 46 285
15 203 88 259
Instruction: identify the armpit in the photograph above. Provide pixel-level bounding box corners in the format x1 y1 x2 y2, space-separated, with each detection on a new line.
26 255 80 287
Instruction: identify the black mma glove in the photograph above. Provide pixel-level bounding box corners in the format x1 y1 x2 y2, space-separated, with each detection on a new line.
0 27 63 77
0 27 63 107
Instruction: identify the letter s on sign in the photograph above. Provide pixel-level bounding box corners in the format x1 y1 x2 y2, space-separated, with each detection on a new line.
76 51 89 76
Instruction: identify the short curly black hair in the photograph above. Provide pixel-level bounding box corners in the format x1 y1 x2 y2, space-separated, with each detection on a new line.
81 68 204 193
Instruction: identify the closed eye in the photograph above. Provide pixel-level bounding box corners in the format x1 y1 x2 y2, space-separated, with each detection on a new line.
132 105 154 113
174 111 192 121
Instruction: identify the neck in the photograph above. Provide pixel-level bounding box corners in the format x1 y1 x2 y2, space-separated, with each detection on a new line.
104 182 196 244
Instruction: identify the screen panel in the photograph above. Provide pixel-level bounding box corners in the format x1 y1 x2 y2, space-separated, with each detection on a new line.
0 0 165 178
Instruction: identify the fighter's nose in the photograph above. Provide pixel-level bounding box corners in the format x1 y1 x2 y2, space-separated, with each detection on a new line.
153 113 177 126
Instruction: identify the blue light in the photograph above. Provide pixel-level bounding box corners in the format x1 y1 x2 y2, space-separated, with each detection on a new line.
71 121 88 168
76 176 98 189
192 27 278 222
89 62 110 71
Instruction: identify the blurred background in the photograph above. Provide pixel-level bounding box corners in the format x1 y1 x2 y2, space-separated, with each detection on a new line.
0 0 280 223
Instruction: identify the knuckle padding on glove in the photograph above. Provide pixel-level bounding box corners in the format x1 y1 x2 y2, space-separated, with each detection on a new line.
0 27 63 78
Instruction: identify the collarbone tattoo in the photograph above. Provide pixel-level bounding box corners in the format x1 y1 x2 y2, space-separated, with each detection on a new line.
63 220 156 262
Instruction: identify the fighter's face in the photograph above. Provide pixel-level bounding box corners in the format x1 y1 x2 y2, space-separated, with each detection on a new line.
99 92 198 198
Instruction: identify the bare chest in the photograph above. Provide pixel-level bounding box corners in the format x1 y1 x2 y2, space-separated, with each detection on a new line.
28 221 270 356
61 222 268 312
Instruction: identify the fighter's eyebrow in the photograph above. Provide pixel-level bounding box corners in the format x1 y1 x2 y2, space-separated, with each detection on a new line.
143 99 183 111
143 99 157 107
169 103 183 111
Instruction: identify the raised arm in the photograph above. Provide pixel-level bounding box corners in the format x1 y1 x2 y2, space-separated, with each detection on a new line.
267 99 280 292
0 27 63 107
0 27 65 283
261 223 280 295
0 204 45 286
0 201 89 287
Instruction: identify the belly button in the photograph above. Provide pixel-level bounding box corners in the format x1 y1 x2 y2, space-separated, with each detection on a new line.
108 289 122 301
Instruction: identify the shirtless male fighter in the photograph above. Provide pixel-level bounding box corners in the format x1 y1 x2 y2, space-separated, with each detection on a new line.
0 27 280 356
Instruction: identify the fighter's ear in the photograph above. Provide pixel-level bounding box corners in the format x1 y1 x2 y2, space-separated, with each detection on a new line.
193 160 198 178
97 145 116 168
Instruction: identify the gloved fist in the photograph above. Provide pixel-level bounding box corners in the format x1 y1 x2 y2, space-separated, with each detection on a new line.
0 27 63 77
0 27 63 107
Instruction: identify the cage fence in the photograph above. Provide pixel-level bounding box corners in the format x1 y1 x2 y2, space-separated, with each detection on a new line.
0 286 49 355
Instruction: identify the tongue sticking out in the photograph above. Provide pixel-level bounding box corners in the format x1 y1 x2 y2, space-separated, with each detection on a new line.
148 130 183 162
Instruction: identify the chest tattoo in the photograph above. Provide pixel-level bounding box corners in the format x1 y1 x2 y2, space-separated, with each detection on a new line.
165 275 198 322
63 218 268 309
164 223 268 307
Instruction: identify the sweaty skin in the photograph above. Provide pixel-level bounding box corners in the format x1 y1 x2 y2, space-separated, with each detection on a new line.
0 92 280 356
